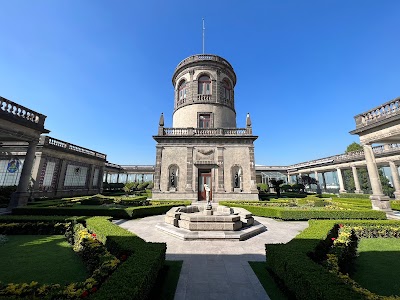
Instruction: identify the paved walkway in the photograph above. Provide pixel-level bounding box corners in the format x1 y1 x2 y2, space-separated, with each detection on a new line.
116 215 308 300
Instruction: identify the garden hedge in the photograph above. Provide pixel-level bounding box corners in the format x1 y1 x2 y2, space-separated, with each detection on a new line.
0 216 167 300
266 220 400 300
219 202 386 220
11 201 191 219
85 217 166 300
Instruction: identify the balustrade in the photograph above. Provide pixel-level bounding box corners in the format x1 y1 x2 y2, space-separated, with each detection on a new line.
176 54 233 71
43 136 106 159
197 94 212 101
354 97 400 128
161 127 251 136
288 143 400 170
0 96 46 127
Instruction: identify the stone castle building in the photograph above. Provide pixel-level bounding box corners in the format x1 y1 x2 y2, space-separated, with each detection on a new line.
152 54 258 201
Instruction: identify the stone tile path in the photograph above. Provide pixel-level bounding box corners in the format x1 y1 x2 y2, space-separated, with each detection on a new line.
116 215 308 300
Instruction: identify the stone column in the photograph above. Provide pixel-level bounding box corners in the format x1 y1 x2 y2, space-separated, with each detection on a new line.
321 172 327 191
217 147 225 192
336 168 347 193
31 153 46 191
116 173 120 183
314 171 322 194
99 165 105 193
55 159 68 196
186 147 194 191
352 166 363 194
389 161 400 200
314 171 319 183
287 173 291 184
87 165 95 192
153 146 163 191
8 139 39 209
249 146 258 193
363 144 391 210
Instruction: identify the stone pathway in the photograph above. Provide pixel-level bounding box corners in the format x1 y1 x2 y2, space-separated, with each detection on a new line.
116 215 308 300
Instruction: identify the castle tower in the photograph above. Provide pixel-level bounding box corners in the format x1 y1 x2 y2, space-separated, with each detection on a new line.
153 54 258 201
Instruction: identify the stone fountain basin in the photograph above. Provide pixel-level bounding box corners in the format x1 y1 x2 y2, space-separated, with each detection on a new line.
165 205 254 231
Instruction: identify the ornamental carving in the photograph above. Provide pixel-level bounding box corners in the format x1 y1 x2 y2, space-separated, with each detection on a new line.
195 148 215 161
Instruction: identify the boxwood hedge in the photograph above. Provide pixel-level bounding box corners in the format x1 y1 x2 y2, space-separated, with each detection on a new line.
266 220 400 300
11 201 191 219
219 202 386 220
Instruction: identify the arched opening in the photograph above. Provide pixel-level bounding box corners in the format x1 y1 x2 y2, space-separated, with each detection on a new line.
222 79 231 100
198 75 211 95
178 80 187 103
168 165 179 191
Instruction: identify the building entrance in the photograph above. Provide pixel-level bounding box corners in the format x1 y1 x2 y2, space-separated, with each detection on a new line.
198 169 212 201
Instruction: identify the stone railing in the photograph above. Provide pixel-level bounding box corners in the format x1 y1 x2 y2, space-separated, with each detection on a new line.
175 54 233 71
354 97 400 128
42 136 107 160
197 94 212 101
120 165 155 172
161 127 252 136
175 93 234 111
0 96 46 127
288 144 400 170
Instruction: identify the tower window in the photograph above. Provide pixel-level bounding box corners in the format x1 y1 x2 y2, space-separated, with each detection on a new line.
198 75 211 95
178 80 187 100
198 113 211 128
222 79 231 100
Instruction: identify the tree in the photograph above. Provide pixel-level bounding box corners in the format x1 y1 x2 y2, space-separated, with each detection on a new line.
269 179 284 198
345 142 363 153
299 175 318 186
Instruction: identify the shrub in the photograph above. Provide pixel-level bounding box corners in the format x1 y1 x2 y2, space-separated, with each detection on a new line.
219 201 386 220
339 193 370 199
0 186 16 207
257 183 268 192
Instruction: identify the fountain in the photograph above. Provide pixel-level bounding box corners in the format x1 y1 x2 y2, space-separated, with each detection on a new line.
156 203 266 240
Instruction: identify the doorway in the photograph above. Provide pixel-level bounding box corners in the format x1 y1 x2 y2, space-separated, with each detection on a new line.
198 169 212 201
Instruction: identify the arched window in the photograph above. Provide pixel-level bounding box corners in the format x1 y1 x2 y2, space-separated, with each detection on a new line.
178 80 187 101
198 75 211 95
222 79 231 100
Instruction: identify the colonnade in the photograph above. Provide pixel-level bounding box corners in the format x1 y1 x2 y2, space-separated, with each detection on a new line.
289 143 400 210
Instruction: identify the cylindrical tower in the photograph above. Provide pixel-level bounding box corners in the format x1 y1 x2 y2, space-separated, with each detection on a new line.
172 54 237 128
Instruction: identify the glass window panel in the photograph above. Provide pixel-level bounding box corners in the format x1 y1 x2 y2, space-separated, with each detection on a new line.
42 161 56 187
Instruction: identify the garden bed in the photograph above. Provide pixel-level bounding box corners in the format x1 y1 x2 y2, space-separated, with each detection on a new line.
220 197 386 220
12 198 191 219
266 219 400 299
0 215 167 299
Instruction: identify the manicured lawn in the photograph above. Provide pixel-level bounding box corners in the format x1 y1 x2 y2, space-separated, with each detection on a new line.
0 235 88 284
149 260 183 300
352 238 400 296
249 261 288 300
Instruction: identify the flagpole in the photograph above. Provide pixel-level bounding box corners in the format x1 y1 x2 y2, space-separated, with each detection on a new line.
202 18 205 54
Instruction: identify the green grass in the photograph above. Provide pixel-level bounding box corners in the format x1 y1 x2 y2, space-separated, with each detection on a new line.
249 261 288 300
0 235 88 284
149 260 183 300
352 238 400 296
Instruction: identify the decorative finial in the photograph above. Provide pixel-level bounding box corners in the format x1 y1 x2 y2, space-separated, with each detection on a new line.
246 113 251 127
159 113 164 127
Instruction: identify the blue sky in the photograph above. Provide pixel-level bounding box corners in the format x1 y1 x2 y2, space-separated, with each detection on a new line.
1 1 399 166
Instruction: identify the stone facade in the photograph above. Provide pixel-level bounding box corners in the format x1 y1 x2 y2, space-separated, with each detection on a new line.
153 54 258 202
